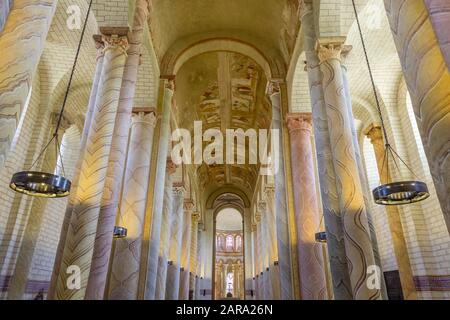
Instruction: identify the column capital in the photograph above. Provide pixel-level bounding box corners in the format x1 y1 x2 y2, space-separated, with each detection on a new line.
257 201 267 213
99 27 130 55
183 199 195 211
50 113 72 134
315 37 346 63
172 185 186 197
364 123 383 145
286 113 313 133
265 80 283 96
166 158 177 175
192 212 201 222
131 108 157 128
264 185 275 197
93 35 106 60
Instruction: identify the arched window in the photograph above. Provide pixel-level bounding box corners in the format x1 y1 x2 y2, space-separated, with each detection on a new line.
235 235 242 252
226 235 234 252
226 272 234 295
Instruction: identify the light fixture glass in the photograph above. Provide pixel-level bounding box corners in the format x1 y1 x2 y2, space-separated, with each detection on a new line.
351 0 429 206
113 226 127 238
9 0 94 198
315 232 327 243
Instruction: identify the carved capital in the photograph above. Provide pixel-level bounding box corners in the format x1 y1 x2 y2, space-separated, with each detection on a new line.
257 201 267 213
315 37 346 63
164 77 176 91
298 0 313 19
166 158 177 175
172 186 186 197
131 107 157 127
265 80 281 96
286 113 313 133
183 199 195 211
102 33 129 55
192 212 200 222
93 35 106 60
50 113 71 134
264 185 275 198
365 124 384 145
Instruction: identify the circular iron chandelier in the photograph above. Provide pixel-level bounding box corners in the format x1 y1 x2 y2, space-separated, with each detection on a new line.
113 226 128 239
351 0 429 206
10 0 94 198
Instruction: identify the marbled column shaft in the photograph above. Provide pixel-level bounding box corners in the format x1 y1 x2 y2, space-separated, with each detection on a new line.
48 40 106 300
287 113 327 300
267 81 294 300
54 34 129 300
317 41 379 300
384 0 450 231
259 201 272 300
179 211 195 300
188 215 199 299
300 2 352 300
165 187 185 300
154 161 176 300
255 216 262 299
0 0 57 168
144 81 174 299
366 125 417 300
85 1 151 299
107 111 156 300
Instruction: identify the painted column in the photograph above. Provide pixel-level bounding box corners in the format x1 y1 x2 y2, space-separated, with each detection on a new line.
179 209 194 300
106 110 157 300
188 214 199 299
287 113 327 300
317 39 380 300
154 160 176 300
48 37 106 300
7 114 71 300
259 201 272 300
384 0 450 231
54 31 129 300
165 187 186 300
366 125 417 300
85 0 151 299
264 186 281 300
144 80 175 299
267 81 294 300
299 1 352 300
0 0 57 168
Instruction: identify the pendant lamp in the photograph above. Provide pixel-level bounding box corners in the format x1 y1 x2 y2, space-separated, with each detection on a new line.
351 0 430 206
10 0 94 198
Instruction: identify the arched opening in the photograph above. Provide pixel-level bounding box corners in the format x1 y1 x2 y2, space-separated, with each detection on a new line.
213 207 244 300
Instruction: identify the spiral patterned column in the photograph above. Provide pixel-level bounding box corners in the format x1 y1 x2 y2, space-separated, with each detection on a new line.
144 80 174 299
85 1 151 299
54 32 129 300
48 38 106 300
179 210 196 300
287 113 327 300
154 160 176 300
0 0 57 168
267 81 294 300
317 39 380 300
106 110 156 300
384 0 450 230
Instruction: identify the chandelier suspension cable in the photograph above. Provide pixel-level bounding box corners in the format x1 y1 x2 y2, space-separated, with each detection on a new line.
351 0 418 180
29 0 94 171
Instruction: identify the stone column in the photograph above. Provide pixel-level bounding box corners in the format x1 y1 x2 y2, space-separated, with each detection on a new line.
154 160 176 300
0 0 57 168
317 39 380 300
384 0 450 231
85 0 151 299
300 1 352 300
165 187 186 300
267 81 294 300
106 110 157 300
264 186 282 300
144 79 175 299
287 113 327 300
48 37 106 300
7 114 71 300
366 125 417 300
188 214 199 299
259 201 273 300
179 210 195 300
255 215 263 299
54 30 129 300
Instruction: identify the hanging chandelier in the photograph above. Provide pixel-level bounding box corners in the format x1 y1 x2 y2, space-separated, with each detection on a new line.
315 215 327 243
113 226 127 239
351 0 430 206
9 0 94 198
